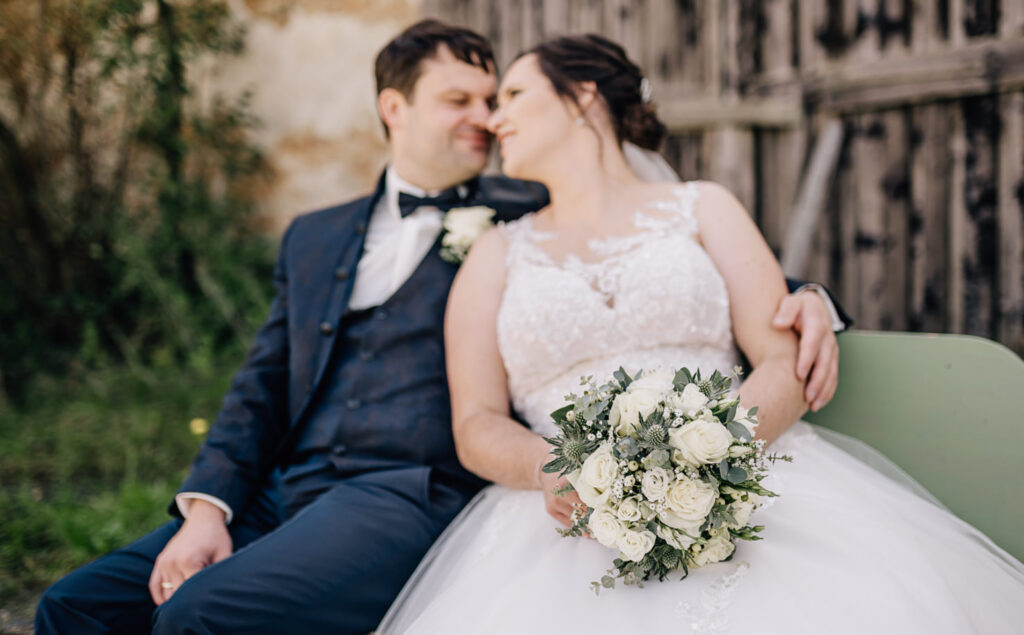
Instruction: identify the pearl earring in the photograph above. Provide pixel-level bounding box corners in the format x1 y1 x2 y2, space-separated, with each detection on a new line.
575 116 585 127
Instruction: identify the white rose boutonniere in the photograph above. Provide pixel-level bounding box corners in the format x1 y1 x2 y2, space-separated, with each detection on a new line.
439 205 496 264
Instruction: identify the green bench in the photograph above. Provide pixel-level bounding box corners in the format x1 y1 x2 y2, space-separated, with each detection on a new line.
803 330 1024 562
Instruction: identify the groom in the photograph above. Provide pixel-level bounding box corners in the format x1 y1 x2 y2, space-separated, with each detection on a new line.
36 19 848 634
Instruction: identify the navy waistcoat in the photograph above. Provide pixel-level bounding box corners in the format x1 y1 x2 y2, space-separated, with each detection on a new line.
291 236 469 486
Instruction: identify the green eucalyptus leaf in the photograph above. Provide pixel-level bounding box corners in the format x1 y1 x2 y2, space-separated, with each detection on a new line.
726 466 749 484
726 421 753 442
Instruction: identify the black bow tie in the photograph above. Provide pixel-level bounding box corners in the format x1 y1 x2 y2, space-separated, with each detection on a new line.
397 188 466 217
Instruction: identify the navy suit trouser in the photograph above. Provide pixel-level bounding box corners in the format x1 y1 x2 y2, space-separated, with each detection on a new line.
35 470 458 634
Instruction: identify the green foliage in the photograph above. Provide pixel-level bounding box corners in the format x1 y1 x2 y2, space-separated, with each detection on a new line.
0 0 274 403
0 344 247 609
0 1 277 620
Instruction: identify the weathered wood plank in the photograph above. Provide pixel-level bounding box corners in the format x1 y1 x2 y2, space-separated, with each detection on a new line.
761 0 795 84
520 0 543 50
1002 0 1024 39
569 0 604 34
807 37 1024 113
948 104 968 333
762 125 809 258
657 94 802 130
836 118 861 320
541 0 569 37
849 112 890 329
911 0 940 53
780 118 844 277
881 108 909 330
997 91 1024 353
602 0 646 68
493 0 522 67
706 0 722 96
705 126 757 216
849 0 881 63
960 95 999 338
662 132 706 183
949 0 966 47
882 0 909 51
797 0 826 71
908 102 951 333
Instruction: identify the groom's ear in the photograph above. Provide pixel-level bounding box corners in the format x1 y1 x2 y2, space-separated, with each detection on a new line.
378 88 407 133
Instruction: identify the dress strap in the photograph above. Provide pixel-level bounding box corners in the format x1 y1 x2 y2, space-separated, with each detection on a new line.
497 215 556 269
635 181 701 237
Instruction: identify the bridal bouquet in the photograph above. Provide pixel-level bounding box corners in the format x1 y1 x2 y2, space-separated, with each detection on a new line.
542 367 789 592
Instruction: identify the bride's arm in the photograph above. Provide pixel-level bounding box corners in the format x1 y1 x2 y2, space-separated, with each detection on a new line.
693 182 809 444
444 228 579 523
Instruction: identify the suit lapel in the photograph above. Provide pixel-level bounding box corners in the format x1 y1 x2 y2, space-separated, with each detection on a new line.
293 173 384 424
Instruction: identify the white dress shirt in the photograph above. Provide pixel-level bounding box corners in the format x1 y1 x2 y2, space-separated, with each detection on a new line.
176 167 463 522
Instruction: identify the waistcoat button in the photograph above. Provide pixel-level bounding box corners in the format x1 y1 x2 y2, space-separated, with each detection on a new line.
319 322 334 335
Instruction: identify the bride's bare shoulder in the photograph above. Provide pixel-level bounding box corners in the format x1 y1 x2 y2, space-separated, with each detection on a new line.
459 225 509 278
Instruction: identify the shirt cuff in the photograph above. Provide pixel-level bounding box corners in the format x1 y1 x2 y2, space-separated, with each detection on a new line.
794 283 846 332
175 492 233 524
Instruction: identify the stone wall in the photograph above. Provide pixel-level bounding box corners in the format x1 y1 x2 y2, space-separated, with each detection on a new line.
194 0 425 233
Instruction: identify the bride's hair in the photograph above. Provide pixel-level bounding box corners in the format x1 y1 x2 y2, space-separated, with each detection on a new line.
524 34 667 151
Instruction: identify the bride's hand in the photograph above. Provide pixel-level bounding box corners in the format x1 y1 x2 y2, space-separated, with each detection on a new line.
539 469 585 528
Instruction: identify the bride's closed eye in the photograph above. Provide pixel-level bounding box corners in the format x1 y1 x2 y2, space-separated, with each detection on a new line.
498 88 523 105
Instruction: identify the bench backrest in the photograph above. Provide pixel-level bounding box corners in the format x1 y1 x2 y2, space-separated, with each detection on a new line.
803 330 1024 561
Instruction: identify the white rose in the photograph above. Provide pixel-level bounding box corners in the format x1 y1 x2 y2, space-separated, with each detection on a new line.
640 467 672 501
668 418 733 465
441 206 495 247
672 383 708 417
579 443 618 490
567 444 618 509
692 533 735 567
616 529 656 562
655 523 696 551
661 477 717 527
609 370 673 437
727 499 756 527
609 393 657 438
734 405 759 436
616 497 643 523
628 370 675 395
588 510 626 548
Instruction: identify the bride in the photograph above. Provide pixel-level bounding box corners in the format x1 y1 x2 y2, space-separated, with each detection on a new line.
378 34 1024 633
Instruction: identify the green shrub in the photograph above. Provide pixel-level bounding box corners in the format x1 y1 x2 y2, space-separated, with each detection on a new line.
0 0 274 403
0 345 248 608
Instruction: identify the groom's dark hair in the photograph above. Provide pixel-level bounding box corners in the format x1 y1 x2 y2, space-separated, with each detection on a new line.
374 19 495 100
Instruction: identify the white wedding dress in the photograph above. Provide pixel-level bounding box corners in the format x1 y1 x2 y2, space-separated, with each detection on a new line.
378 183 1024 634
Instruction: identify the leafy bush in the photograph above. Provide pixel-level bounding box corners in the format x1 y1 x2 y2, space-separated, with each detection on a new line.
0 344 246 608
0 0 274 403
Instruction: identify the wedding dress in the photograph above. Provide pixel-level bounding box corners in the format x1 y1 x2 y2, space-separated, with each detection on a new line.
378 183 1024 634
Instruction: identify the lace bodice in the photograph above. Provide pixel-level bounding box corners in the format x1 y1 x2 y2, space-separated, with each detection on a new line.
496 182 740 435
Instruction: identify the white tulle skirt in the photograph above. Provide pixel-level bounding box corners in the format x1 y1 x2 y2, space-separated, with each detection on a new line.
378 423 1024 634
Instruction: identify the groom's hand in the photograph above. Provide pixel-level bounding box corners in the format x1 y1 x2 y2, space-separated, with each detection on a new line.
148 500 232 606
772 291 839 412
540 470 584 528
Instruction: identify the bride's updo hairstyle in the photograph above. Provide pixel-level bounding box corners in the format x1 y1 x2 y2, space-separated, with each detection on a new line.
525 34 667 151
